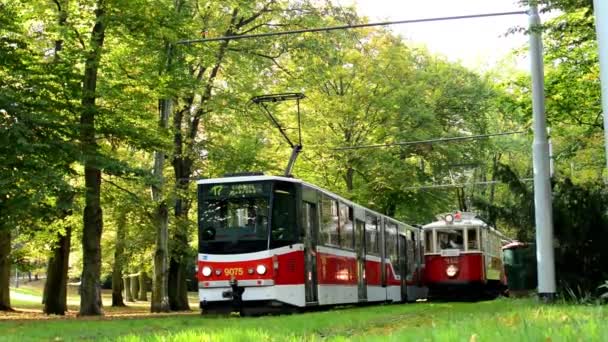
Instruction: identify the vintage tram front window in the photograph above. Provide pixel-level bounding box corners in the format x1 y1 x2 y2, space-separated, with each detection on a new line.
436 229 464 251
467 228 480 250
199 182 271 254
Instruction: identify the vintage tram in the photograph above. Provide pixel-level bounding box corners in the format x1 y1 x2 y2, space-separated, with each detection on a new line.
422 212 509 299
196 175 427 314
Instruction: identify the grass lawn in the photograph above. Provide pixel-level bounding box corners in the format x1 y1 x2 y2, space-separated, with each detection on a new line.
0 284 606 341
3 281 199 316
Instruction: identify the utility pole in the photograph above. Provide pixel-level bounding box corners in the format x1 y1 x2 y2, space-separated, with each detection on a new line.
593 0 608 182
529 2 556 302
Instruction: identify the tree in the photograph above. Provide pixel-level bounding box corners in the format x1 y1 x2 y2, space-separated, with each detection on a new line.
78 0 108 316
0 0 76 311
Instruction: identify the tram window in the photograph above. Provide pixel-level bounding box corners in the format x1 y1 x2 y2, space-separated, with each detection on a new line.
467 228 479 250
436 229 464 250
270 182 298 247
385 223 399 273
405 230 416 278
365 214 379 255
320 195 340 247
200 197 269 242
425 231 433 253
339 203 354 249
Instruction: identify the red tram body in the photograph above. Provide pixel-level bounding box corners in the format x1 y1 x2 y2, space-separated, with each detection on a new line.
422 212 509 299
196 175 427 314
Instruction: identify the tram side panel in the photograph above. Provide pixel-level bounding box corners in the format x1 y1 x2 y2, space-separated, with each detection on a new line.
315 246 358 305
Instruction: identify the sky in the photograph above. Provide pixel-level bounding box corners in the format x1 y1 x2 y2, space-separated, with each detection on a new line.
338 0 534 70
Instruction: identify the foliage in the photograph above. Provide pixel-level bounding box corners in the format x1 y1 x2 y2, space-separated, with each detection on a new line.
474 163 608 298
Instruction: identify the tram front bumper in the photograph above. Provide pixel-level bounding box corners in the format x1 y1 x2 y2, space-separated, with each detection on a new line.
199 279 276 303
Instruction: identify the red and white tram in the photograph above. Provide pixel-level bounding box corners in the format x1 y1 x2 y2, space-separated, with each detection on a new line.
196 175 427 314
422 212 509 300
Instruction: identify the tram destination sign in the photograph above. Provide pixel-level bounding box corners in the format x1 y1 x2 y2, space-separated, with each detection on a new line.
203 182 268 198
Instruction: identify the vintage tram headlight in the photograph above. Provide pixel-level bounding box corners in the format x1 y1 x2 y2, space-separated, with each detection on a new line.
446 264 458 278
202 266 212 277
256 264 267 275
214 269 222 276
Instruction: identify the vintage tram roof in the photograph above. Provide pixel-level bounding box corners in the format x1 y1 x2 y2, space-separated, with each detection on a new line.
422 212 512 241
422 212 489 229
197 175 415 229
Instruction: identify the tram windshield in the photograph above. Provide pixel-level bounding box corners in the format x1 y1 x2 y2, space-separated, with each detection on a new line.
425 227 481 253
198 181 298 254
437 229 464 250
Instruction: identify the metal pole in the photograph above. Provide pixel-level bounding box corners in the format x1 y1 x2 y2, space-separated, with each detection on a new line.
593 0 608 181
529 2 556 302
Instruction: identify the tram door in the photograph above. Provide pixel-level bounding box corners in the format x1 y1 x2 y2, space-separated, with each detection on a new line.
355 219 367 301
398 234 408 300
303 202 318 303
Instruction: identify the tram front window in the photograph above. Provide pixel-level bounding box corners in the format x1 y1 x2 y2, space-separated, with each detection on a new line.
199 182 271 254
437 230 464 250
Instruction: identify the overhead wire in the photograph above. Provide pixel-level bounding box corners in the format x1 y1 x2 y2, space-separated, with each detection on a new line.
332 131 526 151
176 11 527 44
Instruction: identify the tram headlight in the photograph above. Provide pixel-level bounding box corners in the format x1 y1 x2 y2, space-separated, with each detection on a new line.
202 266 212 277
215 269 222 276
256 264 267 275
446 264 458 278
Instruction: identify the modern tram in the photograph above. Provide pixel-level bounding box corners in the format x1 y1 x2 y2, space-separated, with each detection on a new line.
196 175 427 314
422 212 509 299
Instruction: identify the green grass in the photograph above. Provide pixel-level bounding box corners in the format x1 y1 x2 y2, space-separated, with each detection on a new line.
2 283 606 341
1 298 606 341
5 281 198 313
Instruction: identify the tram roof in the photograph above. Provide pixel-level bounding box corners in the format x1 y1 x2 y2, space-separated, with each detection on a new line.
196 175 416 230
422 214 489 229
422 212 512 241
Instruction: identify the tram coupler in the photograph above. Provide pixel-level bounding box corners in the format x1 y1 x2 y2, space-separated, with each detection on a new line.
229 278 245 313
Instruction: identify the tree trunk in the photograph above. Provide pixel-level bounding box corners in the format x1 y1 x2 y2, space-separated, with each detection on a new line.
79 2 107 316
111 211 127 307
43 227 71 315
151 202 170 312
169 159 191 311
169 194 191 311
168 192 191 311
168 255 190 310
0 228 12 311
138 271 147 301
130 275 139 301
168 98 192 311
124 276 134 302
150 95 171 312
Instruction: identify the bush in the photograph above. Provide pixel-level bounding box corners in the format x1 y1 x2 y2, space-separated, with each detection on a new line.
101 273 112 290
552 180 608 298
